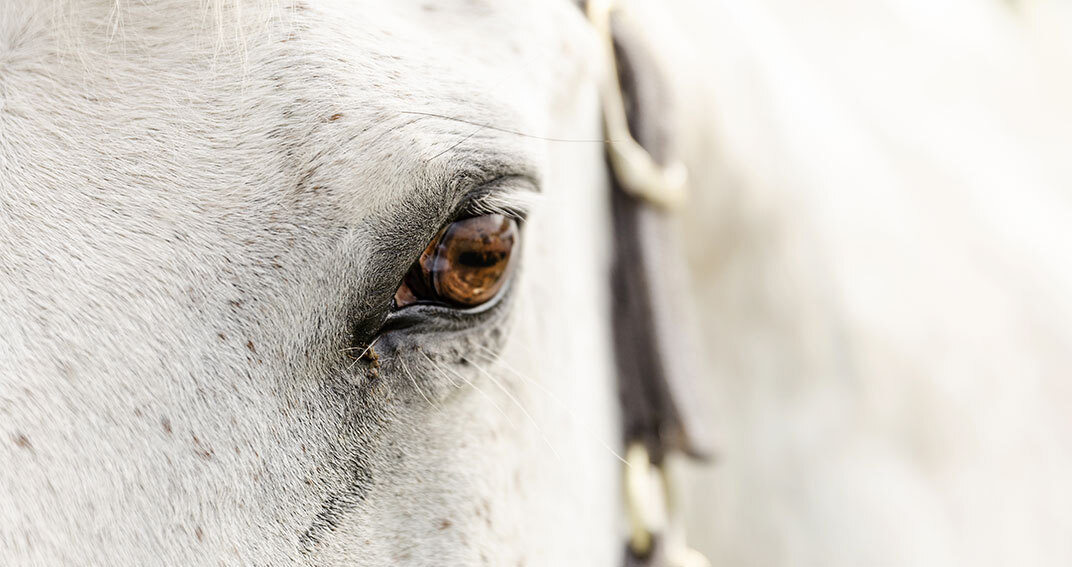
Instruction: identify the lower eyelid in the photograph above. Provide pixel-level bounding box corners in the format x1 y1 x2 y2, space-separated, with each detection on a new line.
378 287 513 337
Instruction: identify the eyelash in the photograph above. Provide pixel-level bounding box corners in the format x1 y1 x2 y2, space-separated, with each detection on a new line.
452 177 539 224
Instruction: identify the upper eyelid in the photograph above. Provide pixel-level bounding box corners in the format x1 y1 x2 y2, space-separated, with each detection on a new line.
454 176 542 222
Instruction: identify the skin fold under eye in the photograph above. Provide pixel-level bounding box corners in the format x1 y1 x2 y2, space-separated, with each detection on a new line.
394 214 518 309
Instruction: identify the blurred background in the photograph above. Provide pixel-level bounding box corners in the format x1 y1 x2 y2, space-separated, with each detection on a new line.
651 1 1072 565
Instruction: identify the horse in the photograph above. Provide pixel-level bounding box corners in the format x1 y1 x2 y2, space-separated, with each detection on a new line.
1 0 702 564
6 0 1072 566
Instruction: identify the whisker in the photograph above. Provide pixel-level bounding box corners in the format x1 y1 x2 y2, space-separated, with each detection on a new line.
428 124 487 161
398 110 623 144
399 355 438 411
474 344 628 466
434 359 464 390
343 337 379 373
418 350 517 430
340 338 379 356
464 356 562 461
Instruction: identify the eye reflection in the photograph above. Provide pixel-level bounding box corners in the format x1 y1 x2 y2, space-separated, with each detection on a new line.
394 214 518 309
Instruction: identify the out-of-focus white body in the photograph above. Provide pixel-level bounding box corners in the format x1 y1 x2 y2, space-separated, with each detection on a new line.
668 1 1072 565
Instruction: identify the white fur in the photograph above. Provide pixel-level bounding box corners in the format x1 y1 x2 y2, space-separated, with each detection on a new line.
1 1 620 565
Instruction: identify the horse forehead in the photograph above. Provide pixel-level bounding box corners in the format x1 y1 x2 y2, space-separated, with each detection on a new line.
1 0 595 257
108 0 590 112
21 0 591 212
274 0 595 141
0 0 597 365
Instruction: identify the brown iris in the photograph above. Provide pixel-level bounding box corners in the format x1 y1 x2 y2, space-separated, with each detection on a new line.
394 214 518 309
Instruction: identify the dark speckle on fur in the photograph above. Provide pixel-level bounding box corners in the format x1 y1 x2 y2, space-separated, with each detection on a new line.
161 417 172 435
13 433 32 451
192 434 214 460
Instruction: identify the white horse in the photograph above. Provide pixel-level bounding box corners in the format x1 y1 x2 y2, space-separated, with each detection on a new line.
5 0 1072 566
1 0 660 564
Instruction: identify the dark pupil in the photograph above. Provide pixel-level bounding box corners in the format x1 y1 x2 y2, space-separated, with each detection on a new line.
458 250 506 268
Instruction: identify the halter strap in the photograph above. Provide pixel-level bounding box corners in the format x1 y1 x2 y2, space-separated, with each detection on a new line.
586 0 688 210
584 1 714 565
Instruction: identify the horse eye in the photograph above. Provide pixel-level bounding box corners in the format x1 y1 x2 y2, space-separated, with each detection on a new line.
394 214 518 309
